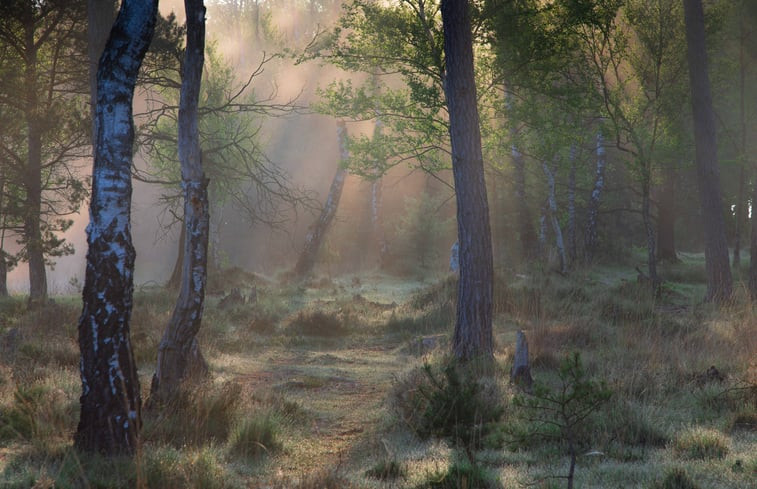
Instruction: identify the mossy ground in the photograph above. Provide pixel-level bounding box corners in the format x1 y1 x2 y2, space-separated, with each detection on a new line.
0 256 755 488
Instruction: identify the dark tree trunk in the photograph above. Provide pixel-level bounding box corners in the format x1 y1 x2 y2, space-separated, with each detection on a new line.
75 0 157 455
656 166 678 263
23 21 46 308
683 0 733 302
87 0 118 142
750 174 757 298
151 0 210 404
734 10 748 270
0 252 6 298
442 0 494 362
370 177 388 269
584 132 606 262
0 171 8 297
167 221 185 289
294 121 348 279
641 174 659 288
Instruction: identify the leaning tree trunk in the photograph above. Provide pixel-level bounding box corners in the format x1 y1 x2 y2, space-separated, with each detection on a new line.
656 165 678 263
75 0 157 455
294 121 348 279
542 161 567 274
585 131 606 262
442 0 494 362
683 0 733 302
151 0 210 405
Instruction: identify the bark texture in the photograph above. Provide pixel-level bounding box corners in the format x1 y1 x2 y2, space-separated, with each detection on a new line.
584 132 606 262
151 0 210 404
543 161 566 274
167 219 186 289
442 0 494 362
510 330 532 392
683 0 733 302
656 166 678 262
294 122 348 279
567 145 577 262
76 0 157 455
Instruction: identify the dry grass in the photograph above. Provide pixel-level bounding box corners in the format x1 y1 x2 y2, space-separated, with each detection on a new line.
0 262 755 488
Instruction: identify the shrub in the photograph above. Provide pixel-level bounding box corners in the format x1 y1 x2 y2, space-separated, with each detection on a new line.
651 467 700 489
672 426 729 460
143 381 241 447
227 412 281 459
365 459 406 480
391 360 505 451
423 458 500 489
286 310 347 337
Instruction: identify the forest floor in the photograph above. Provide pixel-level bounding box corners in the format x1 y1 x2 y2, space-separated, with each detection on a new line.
0 254 755 488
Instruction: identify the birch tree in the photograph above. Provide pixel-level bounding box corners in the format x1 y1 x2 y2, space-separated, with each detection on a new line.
150 0 210 404
75 0 158 455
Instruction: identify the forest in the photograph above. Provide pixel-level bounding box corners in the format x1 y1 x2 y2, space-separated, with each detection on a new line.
0 0 755 487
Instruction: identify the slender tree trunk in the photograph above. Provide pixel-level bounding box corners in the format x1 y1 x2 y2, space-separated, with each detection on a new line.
75 0 157 455
23 22 46 307
370 79 388 269
567 145 577 262
294 122 348 279
641 172 659 288
585 131 606 262
734 9 747 270
151 0 210 404
750 175 757 298
506 94 538 261
442 0 494 362
656 166 678 263
0 171 8 297
167 221 185 289
683 0 733 302
542 161 567 274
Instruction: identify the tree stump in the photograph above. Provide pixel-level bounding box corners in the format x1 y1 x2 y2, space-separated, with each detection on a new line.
510 330 533 392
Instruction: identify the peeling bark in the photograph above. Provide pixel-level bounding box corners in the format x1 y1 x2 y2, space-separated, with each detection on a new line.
294 122 348 279
76 0 158 455
684 0 733 302
151 0 210 405
442 0 494 362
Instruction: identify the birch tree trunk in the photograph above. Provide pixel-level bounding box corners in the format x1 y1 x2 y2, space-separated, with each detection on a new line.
442 0 494 362
683 0 733 302
294 121 348 279
75 0 157 455
584 132 606 262
641 173 659 287
167 222 185 289
543 161 567 274
150 0 210 404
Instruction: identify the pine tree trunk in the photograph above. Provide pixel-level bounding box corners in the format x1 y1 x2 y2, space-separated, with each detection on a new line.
442 0 494 362
683 0 733 302
294 122 348 279
75 0 157 455
23 23 46 307
543 161 567 274
585 132 606 262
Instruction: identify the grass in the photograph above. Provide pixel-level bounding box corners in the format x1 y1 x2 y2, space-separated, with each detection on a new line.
0 261 755 488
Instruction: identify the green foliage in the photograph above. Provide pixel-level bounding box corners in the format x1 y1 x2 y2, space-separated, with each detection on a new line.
673 426 729 460
0 382 75 444
392 360 505 451
143 381 242 447
227 412 282 459
422 458 500 489
651 467 701 489
365 459 406 481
